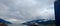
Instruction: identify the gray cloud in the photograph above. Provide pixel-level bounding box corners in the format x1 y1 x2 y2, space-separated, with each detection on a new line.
0 0 55 23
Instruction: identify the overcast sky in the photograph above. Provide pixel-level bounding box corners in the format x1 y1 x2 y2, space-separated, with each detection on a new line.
0 0 55 23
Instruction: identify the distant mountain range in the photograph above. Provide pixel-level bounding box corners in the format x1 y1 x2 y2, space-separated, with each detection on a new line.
22 19 55 25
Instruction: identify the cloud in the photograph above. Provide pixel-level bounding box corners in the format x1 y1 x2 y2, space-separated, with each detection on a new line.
0 0 55 23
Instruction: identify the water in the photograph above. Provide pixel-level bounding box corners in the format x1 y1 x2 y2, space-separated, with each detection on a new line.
9 24 27 26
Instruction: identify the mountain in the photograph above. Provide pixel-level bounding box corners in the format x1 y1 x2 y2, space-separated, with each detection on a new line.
22 19 55 25
0 18 12 24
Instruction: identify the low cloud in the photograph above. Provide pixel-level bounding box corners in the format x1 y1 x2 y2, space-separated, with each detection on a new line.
0 0 55 23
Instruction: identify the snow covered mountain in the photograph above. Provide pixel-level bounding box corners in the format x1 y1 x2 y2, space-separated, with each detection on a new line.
22 19 55 25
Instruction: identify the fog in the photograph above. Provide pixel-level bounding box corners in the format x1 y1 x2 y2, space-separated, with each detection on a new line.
0 0 55 26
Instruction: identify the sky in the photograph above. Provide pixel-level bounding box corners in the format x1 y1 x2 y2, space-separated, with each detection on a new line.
0 0 55 24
